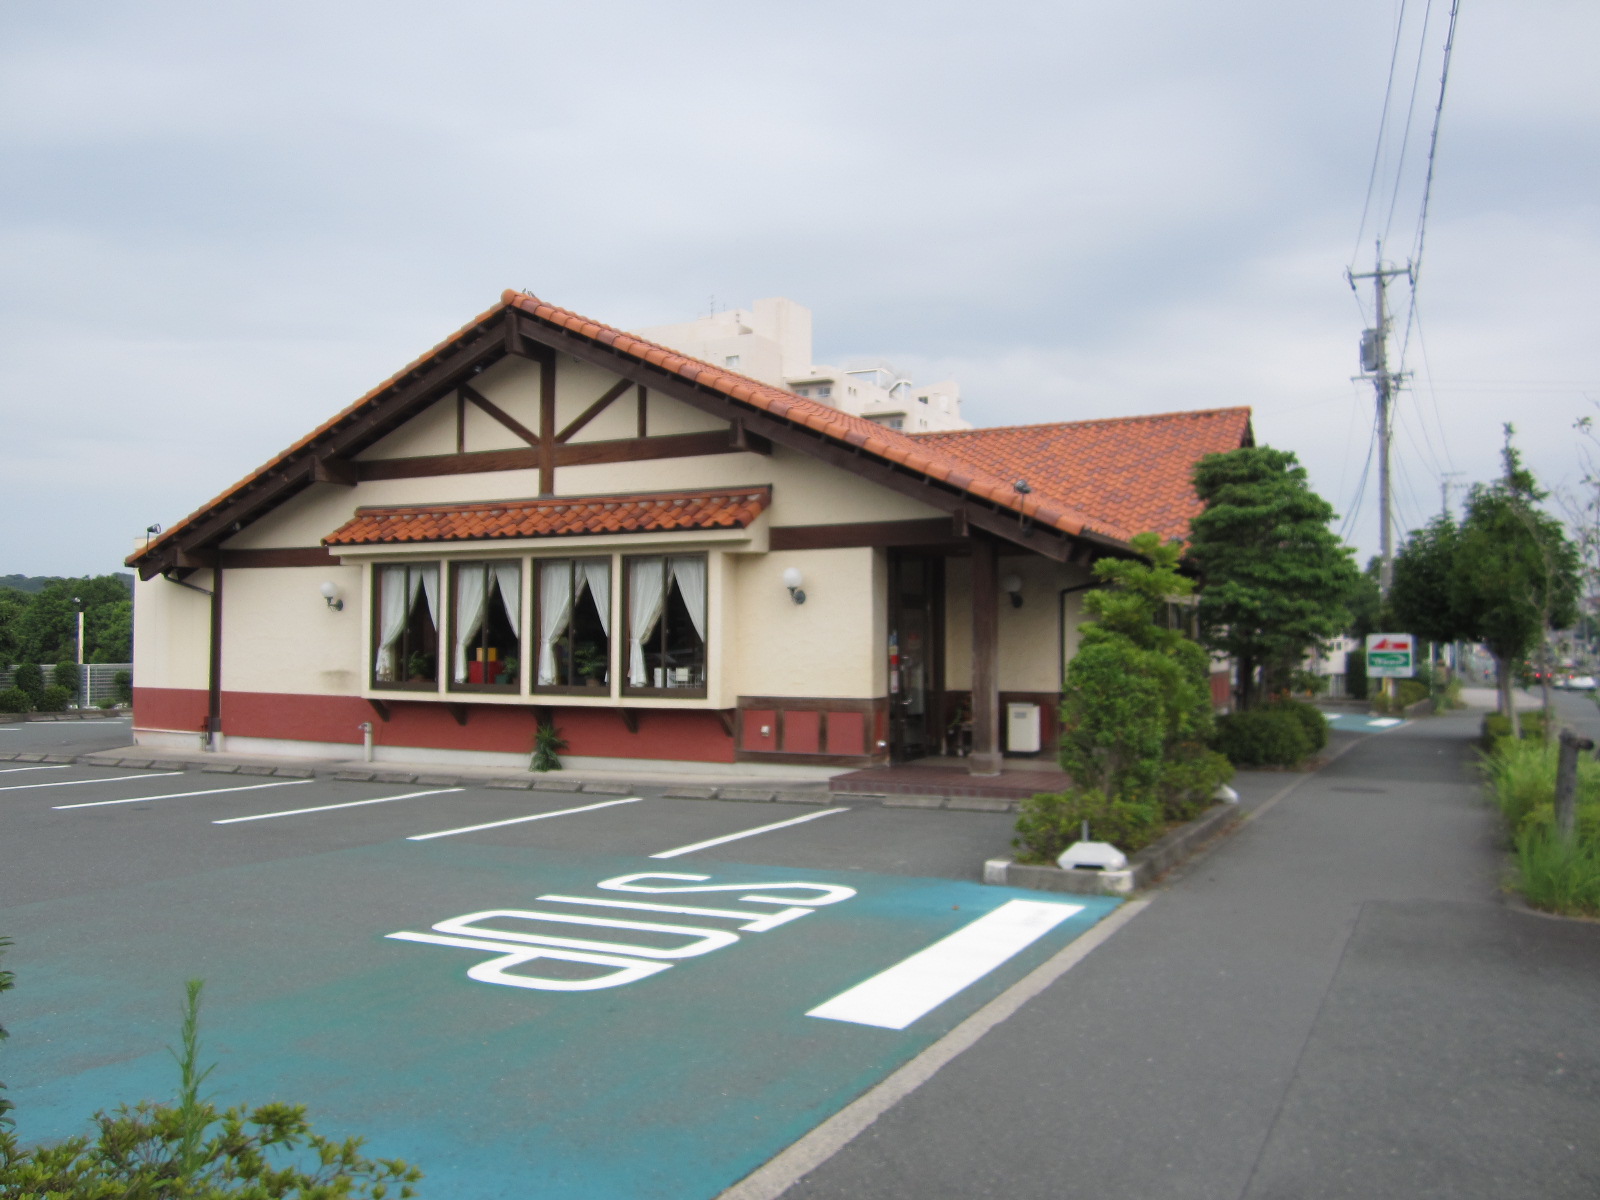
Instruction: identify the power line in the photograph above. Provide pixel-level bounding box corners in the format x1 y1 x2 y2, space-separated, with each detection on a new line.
1382 0 1437 248
1352 0 1414 266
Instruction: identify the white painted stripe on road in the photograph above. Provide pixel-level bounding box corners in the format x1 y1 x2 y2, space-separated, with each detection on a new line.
54 778 314 810
407 797 641 841
0 765 71 775
806 898 1084 1030
0 771 182 793
650 808 846 860
215 787 464 824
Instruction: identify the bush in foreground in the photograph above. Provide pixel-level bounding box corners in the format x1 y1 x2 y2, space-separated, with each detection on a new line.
1014 788 1165 864
1266 698 1328 755
0 688 30 714
34 685 72 713
1212 708 1311 767
0 968 421 1197
1479 733 1600 917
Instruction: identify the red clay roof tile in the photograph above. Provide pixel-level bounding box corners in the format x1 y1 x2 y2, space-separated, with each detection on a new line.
323 487 772 547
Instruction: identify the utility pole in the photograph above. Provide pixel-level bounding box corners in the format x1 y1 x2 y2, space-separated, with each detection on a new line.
1348 242 1412 598
1439 471 1464 517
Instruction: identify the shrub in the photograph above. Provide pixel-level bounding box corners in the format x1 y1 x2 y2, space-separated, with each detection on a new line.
1159 746 1234 822
1013 787 1164 861
1480 709 1548 750
51 661 77 696
1347 650 1369 700
1478 736 1600 835
0 687 29 714
0 975 420 1196
1397 678 1429 707
96 696 117 710
1266 698 1328 754
1213 708 1312 767
10 663 42 701
34 685 71 712
113 669 133 705
531 721 567 772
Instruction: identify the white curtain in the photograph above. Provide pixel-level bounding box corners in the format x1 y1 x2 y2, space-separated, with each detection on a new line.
581 560 611 637
418 566 439 631
538 561 575 685
494 562 521 639
670 557 707 644
628 557 666 686
375 565 411 679
453 566 487 684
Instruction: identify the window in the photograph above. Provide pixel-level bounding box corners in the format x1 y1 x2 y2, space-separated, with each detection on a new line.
724 354 741 368
372 563 440 689
449 561 522 692
535 558 612 691
817 386 832 399
623 554 707 695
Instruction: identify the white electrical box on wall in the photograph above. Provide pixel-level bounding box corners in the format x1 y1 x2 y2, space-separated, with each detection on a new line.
1006 702 1041 754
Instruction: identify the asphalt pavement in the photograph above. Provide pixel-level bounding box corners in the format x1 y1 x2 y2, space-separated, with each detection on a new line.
773 702 1600 1200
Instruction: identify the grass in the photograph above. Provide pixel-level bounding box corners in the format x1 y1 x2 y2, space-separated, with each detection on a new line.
1479 736 1600 917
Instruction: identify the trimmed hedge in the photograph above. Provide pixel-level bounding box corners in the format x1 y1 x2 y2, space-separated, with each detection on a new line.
1213 707 1312 767
1267 699 1328 754
0 686 32 713
1480 709 1548 750
35 684 72 713
1014 787 1164 862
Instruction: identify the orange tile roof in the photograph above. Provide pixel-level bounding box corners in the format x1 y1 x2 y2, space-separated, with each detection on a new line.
128 287 1253 569
324 487 772 547
914 407 1253 544
501 291 1124 542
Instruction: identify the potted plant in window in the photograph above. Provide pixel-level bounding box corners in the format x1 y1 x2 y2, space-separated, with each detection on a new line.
574 642 607 687
496 656 519 687
405 651 433 683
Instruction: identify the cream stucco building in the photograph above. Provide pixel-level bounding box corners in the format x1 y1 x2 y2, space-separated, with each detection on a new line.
126 290 1251 776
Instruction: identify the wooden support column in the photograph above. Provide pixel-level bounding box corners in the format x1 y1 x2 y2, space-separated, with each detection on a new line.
969 534 1001 775
207 566 224 749
539 355 557 495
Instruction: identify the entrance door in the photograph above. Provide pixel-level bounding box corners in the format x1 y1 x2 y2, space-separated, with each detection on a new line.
888 552 943 761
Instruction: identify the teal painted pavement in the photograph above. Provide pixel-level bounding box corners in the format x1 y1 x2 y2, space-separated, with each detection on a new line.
1 840 1119 1199
1324 712 1409 731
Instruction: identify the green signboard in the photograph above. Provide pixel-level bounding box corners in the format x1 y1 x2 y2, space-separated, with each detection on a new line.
1366 633 1415 679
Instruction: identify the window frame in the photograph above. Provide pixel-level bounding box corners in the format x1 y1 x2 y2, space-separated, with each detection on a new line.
369 561 442 693
620 552 709 700
446 559 523 695
532 556 616 696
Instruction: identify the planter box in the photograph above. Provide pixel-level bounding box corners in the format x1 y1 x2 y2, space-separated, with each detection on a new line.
985 800 1244 896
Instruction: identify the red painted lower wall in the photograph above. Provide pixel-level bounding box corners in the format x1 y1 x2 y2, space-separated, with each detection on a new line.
135 688 735 763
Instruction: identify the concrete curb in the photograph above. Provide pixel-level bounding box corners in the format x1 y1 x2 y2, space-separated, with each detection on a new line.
984 801 1244 896
3 749 844 806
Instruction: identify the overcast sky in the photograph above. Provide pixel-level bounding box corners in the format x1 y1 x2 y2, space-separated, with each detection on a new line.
3 0 1596 577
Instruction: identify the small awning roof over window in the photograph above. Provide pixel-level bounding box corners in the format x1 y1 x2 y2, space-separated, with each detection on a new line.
323 486 772 546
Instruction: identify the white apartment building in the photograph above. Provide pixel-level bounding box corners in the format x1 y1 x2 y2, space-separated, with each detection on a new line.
633 298 972 433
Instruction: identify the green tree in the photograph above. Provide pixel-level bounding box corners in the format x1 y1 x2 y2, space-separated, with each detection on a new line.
1454 429 1580 734
1391 515 1467 645
1188 447 1360 709
0 590 26 667
1016 533 1232 859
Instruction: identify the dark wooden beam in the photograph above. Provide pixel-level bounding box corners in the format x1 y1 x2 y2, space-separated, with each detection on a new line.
715 710 736 738
455 392 465 453
355 431 744 481
311 455 358 486
448 703 470 727
618 708 639 734
969 534 1001 775
461 384 540 448
509 311 1098 562
729 418 772 456
176 549 218 570
367 698 391 722
539 354 556 495
769 519 964 552
637 385 647 438
556 378 633 443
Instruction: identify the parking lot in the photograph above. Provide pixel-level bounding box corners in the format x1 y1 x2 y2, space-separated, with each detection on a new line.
0 745 1120 1199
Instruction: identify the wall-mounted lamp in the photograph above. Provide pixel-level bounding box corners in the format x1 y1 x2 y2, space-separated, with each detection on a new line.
320 581 344 611
782 567 806 605
1002 573 1024 609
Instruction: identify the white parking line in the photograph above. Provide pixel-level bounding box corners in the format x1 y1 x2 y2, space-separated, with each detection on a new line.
214 787 464 824
0 765 71 775
806 898 1083 1030
650 808 848 860
408 797 641 841
0 772 183 794
54 779 314 810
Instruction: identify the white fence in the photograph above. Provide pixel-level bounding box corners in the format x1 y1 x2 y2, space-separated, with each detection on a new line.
0 663 132 707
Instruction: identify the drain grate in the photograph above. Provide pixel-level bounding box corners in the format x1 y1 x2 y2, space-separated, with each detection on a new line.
1332 785 1388 794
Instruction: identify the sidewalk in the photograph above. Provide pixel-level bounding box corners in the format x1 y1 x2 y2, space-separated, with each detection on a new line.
773 706 1600 1199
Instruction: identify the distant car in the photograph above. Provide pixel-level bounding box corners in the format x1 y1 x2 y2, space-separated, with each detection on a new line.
1567 675 1597 691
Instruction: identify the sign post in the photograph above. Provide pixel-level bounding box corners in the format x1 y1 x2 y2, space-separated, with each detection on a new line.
1366 633 1415 710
